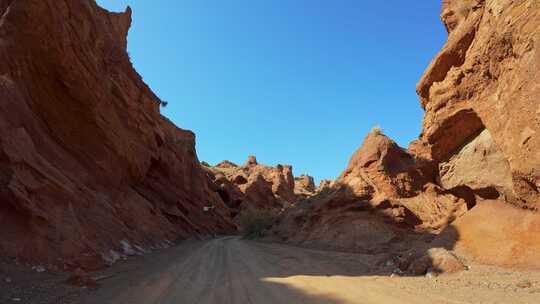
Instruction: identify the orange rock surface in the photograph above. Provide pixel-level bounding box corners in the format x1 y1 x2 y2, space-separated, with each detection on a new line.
0 0 234 269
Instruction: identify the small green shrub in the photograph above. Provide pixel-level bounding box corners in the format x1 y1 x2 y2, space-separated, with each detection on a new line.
238 209 277 239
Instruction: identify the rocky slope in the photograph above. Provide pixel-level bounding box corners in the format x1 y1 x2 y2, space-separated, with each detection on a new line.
270 129 467 254
271 0 540 271
204 156 297 219
0 0 234 270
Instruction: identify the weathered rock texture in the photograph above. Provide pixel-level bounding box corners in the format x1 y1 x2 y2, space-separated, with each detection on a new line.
445 200 540 269
0 0 234 270
318 179 334 191
206 156 297 218
414 0 540 268
270 130 467 253
294 174 317 198
272 0 540 270
416 0 540 210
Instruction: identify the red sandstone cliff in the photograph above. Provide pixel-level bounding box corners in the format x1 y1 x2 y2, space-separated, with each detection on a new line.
0 0 234 270
271 0 540 270
3 0 539 274
415 0 540 268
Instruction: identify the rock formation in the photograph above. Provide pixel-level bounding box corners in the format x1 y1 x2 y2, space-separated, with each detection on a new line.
270 129 467 254
0 0 234 270
206 156 297 220
415 0 540 268
415 0 540 210
294 174 317 198
271 0 540 271
2 0 539 275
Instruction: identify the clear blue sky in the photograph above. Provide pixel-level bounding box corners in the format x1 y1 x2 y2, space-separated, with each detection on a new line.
97 0 446 182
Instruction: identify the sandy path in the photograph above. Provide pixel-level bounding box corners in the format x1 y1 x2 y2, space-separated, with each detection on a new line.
79 236 540 304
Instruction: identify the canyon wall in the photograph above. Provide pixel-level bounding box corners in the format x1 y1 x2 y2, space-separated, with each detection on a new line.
414 0 540 210
2 0 538 272
416 0 540 268
271 0 540 269
0 0 234 269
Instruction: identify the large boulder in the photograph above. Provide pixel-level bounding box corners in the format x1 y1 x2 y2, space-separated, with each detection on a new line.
438 129 515 202
408 248 466 276
443 200 540 269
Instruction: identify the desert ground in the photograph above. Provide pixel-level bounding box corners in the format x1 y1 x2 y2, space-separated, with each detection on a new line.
2 237 539 304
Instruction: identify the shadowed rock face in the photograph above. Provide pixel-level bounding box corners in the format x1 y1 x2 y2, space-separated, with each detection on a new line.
0 0 234 269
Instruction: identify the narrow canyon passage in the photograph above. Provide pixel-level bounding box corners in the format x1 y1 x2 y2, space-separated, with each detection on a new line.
78 237 539 304
1 1 540 303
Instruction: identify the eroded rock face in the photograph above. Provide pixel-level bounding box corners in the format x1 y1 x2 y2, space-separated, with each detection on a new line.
438 129 514 202
338 129 426 200
207 156 297 218
405 0 540 269
417 0 540 210
294 174 316 198
0 0 234 269
269 130 468 253
318 179 334 191
326 130 468 231
271 1 540 269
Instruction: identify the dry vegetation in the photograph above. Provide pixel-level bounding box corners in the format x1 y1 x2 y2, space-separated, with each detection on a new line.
238 209 278 239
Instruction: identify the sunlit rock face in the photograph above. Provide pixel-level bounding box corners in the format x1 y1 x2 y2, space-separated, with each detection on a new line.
271 0 540 269
417 0 540 210
294 175 317 198
0 0 235 269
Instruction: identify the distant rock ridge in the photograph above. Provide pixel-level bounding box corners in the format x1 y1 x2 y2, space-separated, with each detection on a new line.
206 156 297 220
318 179 334 191
215 160 239 169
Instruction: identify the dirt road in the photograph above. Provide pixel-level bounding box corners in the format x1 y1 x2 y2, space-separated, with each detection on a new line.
76 236 540 304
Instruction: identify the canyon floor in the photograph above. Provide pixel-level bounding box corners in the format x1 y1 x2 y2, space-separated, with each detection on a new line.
1 237 539 304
